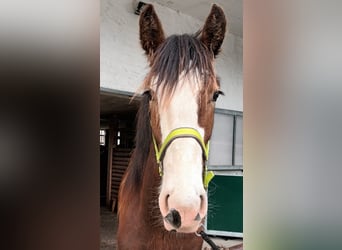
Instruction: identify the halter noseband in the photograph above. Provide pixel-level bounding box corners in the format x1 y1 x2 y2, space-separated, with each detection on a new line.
152 127 214 188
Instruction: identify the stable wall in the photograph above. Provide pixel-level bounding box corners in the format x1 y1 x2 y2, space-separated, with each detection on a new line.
101 0 242 111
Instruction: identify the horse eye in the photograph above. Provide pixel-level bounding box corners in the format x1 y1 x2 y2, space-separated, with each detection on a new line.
143 90 152 100
212 90 224 102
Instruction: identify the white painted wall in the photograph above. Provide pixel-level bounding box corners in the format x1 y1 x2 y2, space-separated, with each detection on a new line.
101 0 242 111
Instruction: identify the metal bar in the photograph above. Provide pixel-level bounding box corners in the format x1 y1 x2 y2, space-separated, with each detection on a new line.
232 115 236 166
214 108 243 116
208 165 243 171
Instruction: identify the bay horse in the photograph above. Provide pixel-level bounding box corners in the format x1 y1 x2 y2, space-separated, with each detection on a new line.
117 4 227 249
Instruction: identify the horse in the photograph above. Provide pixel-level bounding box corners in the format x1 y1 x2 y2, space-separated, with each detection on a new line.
117 4 227 249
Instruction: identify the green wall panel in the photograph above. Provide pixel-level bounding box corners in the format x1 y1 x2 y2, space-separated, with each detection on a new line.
207 175 243 234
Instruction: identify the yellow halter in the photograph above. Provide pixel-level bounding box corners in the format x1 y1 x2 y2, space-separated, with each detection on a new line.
152 127 214 188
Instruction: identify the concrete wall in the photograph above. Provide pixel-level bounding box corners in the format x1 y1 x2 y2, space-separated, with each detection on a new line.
101 0 242 111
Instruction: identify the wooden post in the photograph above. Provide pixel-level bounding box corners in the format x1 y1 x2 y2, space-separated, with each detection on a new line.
106 126 114 207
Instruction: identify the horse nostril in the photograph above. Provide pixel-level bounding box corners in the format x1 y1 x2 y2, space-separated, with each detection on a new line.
194 213 201 221
164 209 181 229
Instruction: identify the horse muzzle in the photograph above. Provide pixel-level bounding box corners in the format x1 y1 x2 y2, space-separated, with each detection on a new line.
159 190 207 233
162 208 204 233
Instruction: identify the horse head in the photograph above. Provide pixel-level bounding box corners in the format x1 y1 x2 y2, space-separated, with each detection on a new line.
139 3 226 233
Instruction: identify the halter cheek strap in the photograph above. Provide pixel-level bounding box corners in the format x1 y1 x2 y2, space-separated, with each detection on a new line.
152 127 214 188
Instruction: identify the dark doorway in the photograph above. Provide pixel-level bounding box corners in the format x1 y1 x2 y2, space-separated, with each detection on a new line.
100 90 140 210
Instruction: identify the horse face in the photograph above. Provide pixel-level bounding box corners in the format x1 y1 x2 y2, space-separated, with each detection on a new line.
139 4 226 233
156 76 209 233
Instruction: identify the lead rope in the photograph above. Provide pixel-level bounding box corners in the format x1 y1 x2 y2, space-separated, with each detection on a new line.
197 230 221 250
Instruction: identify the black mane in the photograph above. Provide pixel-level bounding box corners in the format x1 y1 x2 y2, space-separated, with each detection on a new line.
128 93 152 187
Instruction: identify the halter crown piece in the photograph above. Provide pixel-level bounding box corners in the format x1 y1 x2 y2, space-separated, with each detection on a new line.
152 127 215 189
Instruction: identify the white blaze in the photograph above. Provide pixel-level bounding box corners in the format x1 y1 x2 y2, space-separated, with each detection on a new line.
155 73 208 232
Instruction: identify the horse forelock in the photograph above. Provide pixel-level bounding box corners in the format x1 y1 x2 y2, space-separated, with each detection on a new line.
145 33 216 108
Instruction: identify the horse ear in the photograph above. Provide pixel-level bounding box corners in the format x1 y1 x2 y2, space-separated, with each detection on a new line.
200 4 227 57
139 4 165 59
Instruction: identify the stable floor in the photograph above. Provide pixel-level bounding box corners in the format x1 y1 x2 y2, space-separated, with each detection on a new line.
100 207 118 249
100 207 243 250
